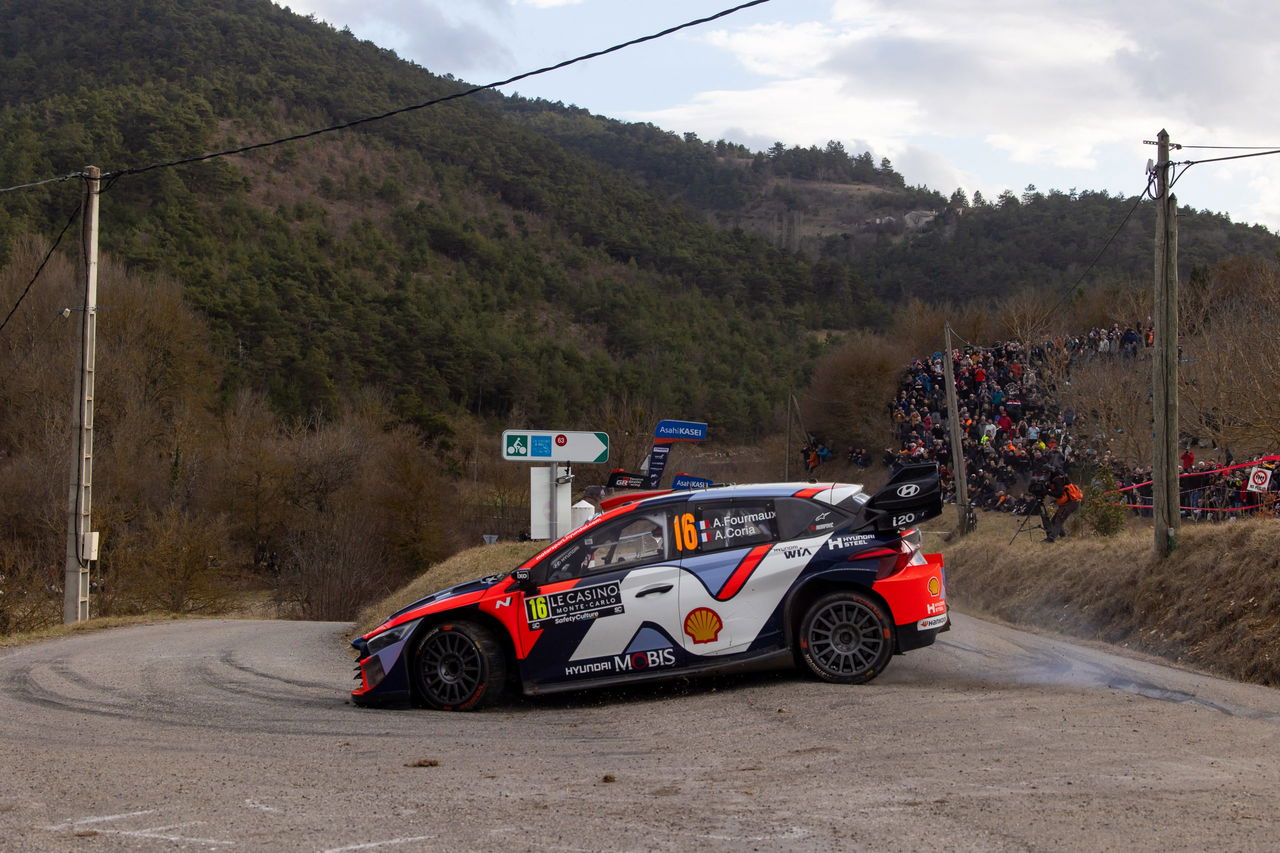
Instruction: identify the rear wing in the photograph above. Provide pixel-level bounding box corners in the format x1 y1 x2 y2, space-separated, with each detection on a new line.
863 462 943 532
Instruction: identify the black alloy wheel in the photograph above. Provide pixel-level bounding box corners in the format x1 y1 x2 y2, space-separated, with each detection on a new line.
797 591 893 684
410 620 507 711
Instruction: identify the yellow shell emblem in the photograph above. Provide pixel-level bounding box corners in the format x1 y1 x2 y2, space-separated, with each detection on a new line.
928 577 941 596
684 607 723 644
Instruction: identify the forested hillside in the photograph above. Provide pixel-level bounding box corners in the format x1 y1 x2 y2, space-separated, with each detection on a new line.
502 102 1280 304
3 0 1280 631
3 0 1277 435
0 0 844 437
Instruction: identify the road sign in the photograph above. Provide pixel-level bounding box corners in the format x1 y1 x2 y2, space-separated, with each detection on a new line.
503 430 609 463
654 419 708 441
1247 466 1272 493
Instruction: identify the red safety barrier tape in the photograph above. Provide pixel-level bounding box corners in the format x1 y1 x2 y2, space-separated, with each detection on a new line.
1102 455 1280 512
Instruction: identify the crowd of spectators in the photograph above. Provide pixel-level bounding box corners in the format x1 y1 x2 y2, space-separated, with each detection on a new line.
885 337 1084 512
798 322 1279 523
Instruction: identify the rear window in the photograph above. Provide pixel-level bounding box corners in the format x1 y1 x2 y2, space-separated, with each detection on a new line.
774 497 849 540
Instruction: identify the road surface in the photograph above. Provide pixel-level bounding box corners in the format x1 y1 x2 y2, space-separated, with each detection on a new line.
1 613 1278 851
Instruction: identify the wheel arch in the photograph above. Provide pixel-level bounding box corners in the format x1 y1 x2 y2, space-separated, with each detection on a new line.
783 573 897 655
406 606 521 701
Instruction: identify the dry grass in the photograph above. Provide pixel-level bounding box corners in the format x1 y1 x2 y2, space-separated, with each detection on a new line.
938 508 1280 686
351 541 542 636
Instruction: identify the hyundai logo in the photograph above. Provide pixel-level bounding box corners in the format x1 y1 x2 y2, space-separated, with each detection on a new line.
896 483 921 497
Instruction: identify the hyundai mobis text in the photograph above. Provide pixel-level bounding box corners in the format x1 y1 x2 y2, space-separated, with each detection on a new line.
353 463 948 711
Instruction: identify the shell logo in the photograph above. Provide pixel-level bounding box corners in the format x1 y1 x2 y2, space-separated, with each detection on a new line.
928 577 941 597
683 607 723 644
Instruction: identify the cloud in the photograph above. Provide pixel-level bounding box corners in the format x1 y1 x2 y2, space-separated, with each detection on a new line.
276 0 1280 228
628 77 923 150
278 0 512 74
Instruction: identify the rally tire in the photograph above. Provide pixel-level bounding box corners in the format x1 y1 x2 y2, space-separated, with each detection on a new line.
797 591 893 684
410 620 507 711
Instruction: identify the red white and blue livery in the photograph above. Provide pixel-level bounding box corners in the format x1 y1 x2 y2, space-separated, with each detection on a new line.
352 463 949 710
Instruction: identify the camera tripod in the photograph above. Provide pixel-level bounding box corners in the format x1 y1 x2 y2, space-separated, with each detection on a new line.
1010 497 1053 544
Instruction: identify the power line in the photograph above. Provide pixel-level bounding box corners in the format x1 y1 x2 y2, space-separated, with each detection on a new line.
0 198 84 336
96 0 776 183
0 307 70 388
1028 174 1155 324
0 171 83 195
1176 144 1280 150
1177 148 1280 168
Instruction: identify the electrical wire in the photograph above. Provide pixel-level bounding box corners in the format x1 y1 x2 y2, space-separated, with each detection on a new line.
0 198 84 336
1176 148 1280 168
1176 145 1280 150
0 308 69 389
98 0 776 183
0 171 83 195
0 1 776 343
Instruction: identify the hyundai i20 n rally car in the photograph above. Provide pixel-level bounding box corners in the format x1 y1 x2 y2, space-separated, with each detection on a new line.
352 463 948 711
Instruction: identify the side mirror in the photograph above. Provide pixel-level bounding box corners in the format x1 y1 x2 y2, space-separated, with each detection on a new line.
512 567 536 592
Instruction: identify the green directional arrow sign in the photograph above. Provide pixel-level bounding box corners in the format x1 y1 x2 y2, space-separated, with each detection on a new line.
501 430 609 463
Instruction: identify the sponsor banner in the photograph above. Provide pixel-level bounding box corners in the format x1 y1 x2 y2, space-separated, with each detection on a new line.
642 443 671 488
654 420 708 441
525 580 624 631
607 471 647 489
672 475 715 490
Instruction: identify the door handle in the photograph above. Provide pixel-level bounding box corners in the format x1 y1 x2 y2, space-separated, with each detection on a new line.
635 584 673 598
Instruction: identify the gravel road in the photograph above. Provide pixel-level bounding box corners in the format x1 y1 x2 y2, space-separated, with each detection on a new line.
1 613 1278 851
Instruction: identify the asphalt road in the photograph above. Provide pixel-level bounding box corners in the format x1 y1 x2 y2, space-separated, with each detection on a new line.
2 613 1279 852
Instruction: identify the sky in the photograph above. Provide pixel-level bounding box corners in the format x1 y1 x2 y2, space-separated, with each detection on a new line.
277 0 1280 231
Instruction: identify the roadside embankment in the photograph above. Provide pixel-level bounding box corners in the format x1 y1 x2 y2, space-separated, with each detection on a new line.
935 509 1280 686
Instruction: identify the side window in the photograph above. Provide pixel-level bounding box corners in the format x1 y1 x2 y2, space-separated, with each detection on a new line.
774 498 849 540
672 501 776 554
544 511 669 582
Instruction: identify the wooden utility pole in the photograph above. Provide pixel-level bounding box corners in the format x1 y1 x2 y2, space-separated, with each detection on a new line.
64 166 101 623
1152 131 1180 557
944 324 971 534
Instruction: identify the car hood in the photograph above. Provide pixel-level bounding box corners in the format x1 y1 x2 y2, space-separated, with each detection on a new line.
387 573 507 621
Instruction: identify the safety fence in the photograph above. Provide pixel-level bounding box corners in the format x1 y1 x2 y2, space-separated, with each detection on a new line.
1108 456 1280 516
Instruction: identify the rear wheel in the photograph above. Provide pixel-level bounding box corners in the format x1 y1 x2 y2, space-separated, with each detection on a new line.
410 620 507 711
797 591 893 684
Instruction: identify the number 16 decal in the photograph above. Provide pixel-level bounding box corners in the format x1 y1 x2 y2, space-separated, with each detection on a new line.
674 513 699 552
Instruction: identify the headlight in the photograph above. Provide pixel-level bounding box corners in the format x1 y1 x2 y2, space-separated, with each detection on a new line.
366 618 420 656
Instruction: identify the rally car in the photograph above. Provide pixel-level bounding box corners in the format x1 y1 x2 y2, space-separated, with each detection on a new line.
352 463 948 710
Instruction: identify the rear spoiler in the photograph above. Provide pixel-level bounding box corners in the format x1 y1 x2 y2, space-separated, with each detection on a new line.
864 462 943 532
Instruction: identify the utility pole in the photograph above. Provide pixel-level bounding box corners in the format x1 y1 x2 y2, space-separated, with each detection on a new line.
1152 131 1180 557
944 324 971 534
64 166 101 624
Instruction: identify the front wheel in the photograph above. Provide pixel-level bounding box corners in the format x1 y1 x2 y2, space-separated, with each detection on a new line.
410 620 507 711
797 592 893 684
